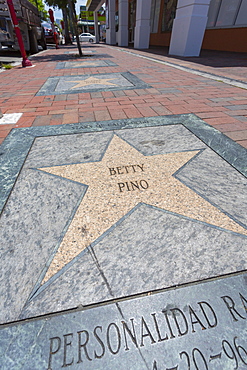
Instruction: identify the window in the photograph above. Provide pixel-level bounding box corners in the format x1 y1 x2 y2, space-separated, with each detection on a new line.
161 0 178 32
150 0 161 33
207 0 247 28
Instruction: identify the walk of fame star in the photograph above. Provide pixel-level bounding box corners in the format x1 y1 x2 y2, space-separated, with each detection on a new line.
68 76 118 89
39 135 247 283
72 61 99 67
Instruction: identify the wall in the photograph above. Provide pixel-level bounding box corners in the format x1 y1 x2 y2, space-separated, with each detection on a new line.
149 0 247 52
149 32 171 46
202 27 247 53
150 27 247 53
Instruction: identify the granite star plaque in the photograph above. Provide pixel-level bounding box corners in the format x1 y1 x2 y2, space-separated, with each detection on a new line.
56 60 117 69
0 115 246 369
36 72 151 95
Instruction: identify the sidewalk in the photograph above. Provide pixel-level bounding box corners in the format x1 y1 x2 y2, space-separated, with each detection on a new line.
0 43 247 148
0 43 246 367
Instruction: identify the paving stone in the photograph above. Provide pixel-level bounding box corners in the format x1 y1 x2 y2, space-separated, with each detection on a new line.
225 130 247 141
231 115 247 122
0 113 23 125
158 88 182 94
225 104 247 110
213 122 247 132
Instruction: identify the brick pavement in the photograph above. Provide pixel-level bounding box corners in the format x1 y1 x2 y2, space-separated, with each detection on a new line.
0 44 247 148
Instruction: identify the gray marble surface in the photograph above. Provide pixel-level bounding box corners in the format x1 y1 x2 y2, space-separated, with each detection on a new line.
0 115 246 330
176 148 247 227
1 114 246 216
117 125 207 155
90 204 247 297
1 121 247 324
0 115 247 370
117 272 247 370
19 204 247 319
23 125 206 169
24 131 113 168
36 72 151 96
0 273 246 369
20 249 111 320
0 169 85 324
184 117 247 174
0 130 34 212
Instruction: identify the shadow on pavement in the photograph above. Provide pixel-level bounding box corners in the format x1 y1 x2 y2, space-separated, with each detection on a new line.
142 45 247 69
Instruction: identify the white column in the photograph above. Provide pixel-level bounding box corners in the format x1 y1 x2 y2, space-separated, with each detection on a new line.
134 0 152 49
118 0 129 47
94 11 100 43
106 0 116 45
169 0 211 57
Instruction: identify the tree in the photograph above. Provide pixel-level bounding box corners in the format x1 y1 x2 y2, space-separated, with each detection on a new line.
45 0 72 45
45 0 82 55
28 0 48 19
67 0 82 56
61 7 71 45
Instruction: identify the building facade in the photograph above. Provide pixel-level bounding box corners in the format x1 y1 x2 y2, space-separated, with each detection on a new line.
86 0 247 55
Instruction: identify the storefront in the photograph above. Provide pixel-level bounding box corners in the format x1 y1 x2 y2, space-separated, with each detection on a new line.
86 0 247 54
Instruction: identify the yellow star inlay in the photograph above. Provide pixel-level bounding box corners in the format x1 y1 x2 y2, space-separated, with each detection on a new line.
39 135 247 283
72 61 99 67
68 76 118 89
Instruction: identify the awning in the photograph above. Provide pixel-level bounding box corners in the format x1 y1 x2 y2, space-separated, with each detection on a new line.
86 0 105 12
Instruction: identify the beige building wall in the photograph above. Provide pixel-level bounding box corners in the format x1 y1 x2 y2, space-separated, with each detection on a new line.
149 0 247 53
87 0 247 52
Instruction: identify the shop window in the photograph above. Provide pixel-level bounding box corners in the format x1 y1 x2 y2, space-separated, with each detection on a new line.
207 0 221 27
150 0 161 33
129 0 136 43
235 0 247 25
161 0 177 32
207 0 247 28
216 0 242 26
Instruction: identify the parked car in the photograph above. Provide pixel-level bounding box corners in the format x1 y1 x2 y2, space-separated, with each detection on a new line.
0 0 46 53
79 33 95 43
41 22 63 45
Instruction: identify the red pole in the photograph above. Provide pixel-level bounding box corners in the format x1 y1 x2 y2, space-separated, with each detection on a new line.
6 0 32 67
49 8 59 49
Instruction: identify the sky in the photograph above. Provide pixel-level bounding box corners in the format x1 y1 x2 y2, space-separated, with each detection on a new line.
44 0 87 21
